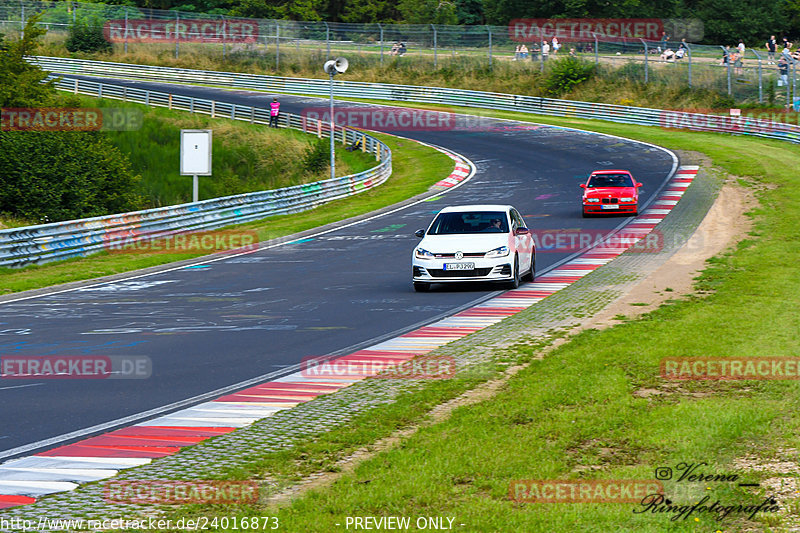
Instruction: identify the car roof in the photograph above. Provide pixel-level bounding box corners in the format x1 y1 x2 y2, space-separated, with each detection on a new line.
438 204 513 213
589 170 632 175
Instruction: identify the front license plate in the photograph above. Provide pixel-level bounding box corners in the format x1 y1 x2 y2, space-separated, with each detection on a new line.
601 204 620 210
443 262 475 271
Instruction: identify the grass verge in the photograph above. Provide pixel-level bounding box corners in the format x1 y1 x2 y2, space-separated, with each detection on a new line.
85 97 376 207
0 132 453 295
159 112 800 532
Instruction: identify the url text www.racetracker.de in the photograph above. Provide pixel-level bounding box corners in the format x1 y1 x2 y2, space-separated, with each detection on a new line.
1 515 279 531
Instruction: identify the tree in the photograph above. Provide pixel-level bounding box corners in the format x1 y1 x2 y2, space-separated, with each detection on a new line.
0 15 58 108
398 0 458 25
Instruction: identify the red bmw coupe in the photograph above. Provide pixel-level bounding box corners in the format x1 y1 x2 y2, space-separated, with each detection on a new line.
580 170 643 217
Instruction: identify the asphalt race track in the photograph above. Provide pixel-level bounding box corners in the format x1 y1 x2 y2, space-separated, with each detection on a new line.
0 77 676 459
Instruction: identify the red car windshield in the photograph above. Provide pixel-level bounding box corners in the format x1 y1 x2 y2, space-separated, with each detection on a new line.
587 174 634 188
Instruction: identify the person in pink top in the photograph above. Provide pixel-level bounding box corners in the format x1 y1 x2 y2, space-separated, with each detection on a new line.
269 97 280 128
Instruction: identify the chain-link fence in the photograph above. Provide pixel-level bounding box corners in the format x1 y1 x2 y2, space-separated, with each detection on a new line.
1 0 797 107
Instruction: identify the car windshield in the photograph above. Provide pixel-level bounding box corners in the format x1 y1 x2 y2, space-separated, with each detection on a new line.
428 211 509 235
587 174 634 187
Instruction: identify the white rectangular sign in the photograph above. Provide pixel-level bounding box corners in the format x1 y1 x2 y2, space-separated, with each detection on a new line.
180 129 212 176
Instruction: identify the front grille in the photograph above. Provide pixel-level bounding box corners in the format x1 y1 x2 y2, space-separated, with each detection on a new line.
601 198 619 204
433 252 485 258
427 267 493 278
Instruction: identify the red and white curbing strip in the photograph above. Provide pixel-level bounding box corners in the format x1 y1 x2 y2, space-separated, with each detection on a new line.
433 151 471 188
0 166 698 510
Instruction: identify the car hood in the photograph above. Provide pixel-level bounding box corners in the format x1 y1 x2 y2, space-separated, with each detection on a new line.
418 233 512 253
584 187 637 198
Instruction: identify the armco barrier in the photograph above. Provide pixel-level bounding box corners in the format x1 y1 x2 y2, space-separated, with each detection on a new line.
29 55 800 144
0 75 391 268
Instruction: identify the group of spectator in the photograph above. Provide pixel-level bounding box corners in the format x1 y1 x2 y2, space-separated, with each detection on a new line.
514 36 564 61
389 41 407 56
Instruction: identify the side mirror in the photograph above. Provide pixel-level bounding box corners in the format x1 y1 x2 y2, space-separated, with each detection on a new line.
414 229 425 238
636 182 643 187
515 228 530 235
580 183 587 188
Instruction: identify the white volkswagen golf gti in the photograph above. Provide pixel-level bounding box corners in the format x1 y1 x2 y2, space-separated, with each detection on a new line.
411 205 536 292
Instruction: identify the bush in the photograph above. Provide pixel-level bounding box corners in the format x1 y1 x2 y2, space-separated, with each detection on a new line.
0 131 142 221
65 19 112 54
543 56 596 97
303 138 330 173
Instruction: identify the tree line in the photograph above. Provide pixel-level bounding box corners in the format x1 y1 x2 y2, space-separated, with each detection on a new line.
76 0 800 45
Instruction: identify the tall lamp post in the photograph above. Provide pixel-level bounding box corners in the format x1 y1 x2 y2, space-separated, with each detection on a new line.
323 57 349 181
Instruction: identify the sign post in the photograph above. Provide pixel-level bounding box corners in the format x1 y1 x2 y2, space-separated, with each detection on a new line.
180 130 212 203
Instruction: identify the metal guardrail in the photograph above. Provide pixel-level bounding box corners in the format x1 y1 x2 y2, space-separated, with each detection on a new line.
0 75 392 268
31 55 800 144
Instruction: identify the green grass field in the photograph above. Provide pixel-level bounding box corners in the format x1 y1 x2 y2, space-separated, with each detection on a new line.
156 111 800 532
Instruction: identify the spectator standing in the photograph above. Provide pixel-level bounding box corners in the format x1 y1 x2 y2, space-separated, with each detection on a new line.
766 35 777 64
551 37 560 55
778 56 789 86
782 42 793 62
530 42 539 61
737 39 746 58
514 45 521 61
542 41 550 61
269 98 280 128
660 31 669 51
520 44 529 59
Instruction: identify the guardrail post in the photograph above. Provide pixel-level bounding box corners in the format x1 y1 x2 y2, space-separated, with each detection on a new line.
276 22 280 70
231 104 235 119
317 120 322 138
752 49 763 103
175 11 180 59
793 60 797 110
594 34 598 66
98 83 102 98
640 39 648 83
432 25 438 68
686 43 692 87
145 90 150 106
211 100 215 118
189 97 194 113
74 78 78 94
250 106 255 124
487 26 492 68
168 94 173 109
123 86 127 102
324 22 330 60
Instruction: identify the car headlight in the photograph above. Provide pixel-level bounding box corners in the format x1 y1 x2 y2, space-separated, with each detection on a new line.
415 247 434 259
620 197 635 202
584 198 601 203
485 246 510 258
